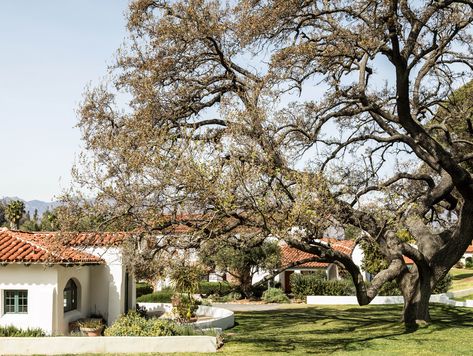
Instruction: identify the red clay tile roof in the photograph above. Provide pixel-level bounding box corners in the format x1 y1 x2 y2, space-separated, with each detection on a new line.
0 229 104 265
34 231 129 247
466 245 473 254
281 238 355 269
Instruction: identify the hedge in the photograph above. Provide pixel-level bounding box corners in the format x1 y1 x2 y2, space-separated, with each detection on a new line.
136 282 154 298
136 288 173 303
198 281 232 296
290 273 354 299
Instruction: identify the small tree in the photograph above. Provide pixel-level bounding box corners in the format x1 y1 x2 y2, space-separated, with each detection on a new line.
200 239 280 298
170 263 204 320
40 209 59 231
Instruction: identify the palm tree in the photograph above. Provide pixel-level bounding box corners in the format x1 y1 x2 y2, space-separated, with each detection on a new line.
5 200 25 230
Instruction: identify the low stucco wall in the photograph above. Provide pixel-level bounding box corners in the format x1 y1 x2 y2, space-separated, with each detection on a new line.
307 295 405 305
447 288 473 298
307 294 473 307
0 336 217 355
138 303 235 330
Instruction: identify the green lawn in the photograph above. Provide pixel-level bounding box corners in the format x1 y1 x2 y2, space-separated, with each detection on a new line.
450 268 473 291
63 304 473 356
218 304 473 355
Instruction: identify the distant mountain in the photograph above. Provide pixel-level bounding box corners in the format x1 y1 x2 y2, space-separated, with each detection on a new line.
1 197 61 218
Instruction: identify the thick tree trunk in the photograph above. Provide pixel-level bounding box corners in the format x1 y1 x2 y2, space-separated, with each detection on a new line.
399 270 431 327
239 269 253 298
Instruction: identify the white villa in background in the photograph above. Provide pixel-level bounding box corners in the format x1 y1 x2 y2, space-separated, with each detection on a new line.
248 238 367 292
0 228 135 335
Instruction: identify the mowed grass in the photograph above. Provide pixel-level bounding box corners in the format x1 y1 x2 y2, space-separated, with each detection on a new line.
61 304 473 356
450 268 473 291
218 304 473 355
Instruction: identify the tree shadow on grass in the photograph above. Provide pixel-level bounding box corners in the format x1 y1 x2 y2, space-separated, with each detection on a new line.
223 304 473 354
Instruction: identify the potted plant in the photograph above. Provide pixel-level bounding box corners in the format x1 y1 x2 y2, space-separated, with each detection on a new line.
78 318 105 336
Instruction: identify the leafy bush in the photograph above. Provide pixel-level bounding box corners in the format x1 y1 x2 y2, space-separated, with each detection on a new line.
198 281 232 296
137 287 173 303
249 283 267 298
262 288 290 303
290 273 354 299
377 280 402 296
433 273 452 294
172 294 201 320
466 257 473 269
290 273 326 300
370 273 451 296
136 282 154 298
322 279 355 296
208 291 242 302
0 325 46 337
104 311 180 336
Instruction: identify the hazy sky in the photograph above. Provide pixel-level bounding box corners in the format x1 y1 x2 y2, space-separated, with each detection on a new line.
0 0 129 201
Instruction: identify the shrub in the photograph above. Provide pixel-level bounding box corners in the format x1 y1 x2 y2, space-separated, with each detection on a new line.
377 280 402 296
172 294 201 320
0 325 46 337
198 281 232 297
433 273 452 294
136 282 154 298
322 279 355 296
209 291 242 302
290 273 354 299
290 273 326 300
466 257 473 269
137 287 173 303
249 283 267 299
371 273 451 296
104 311 179 336
262 288 290 303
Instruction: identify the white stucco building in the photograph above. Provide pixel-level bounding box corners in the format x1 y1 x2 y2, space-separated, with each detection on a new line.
251 238 370 292
0 228 135 335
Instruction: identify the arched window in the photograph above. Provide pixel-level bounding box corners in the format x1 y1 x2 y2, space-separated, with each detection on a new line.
63 279 78 312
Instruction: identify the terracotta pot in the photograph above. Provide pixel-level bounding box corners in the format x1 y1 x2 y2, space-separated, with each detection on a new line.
80 325 104 337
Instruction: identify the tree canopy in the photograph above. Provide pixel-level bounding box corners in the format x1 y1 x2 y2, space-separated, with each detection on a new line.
67 0 473 326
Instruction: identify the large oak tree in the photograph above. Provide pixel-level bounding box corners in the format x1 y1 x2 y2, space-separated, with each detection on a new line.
69 0 473 326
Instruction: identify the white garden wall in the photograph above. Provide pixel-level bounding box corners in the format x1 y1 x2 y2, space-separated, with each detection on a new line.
0 336 217 355
307 293 473 307
138 303 235 330
307 295 405 305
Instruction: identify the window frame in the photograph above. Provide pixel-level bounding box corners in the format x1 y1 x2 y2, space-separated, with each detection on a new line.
63 279 78 313
3 290 28 314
